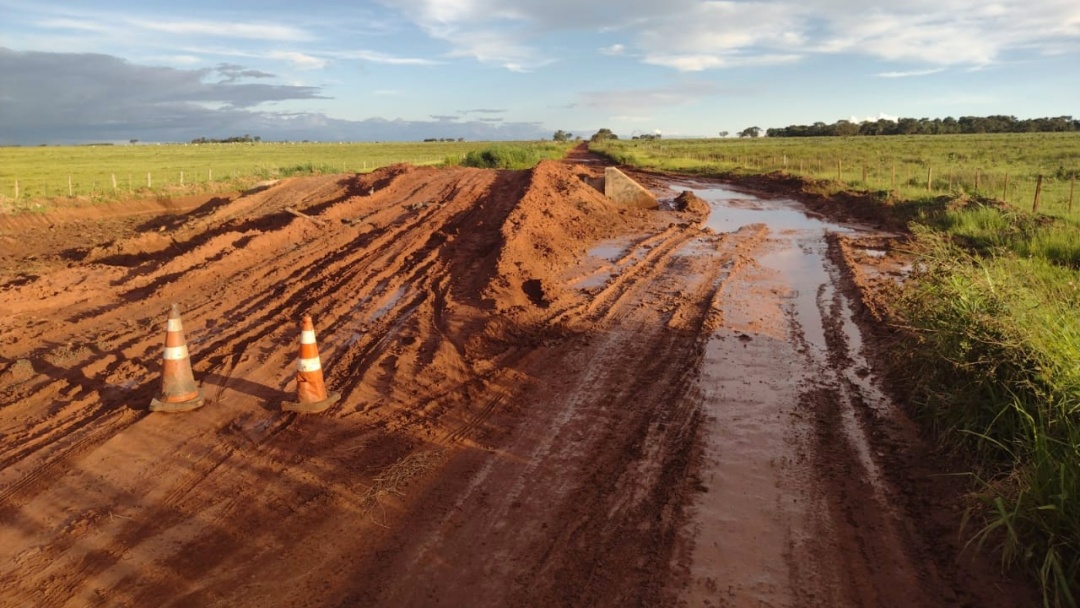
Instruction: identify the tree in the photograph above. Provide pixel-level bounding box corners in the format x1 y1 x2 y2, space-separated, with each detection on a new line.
553 130 572 142
738 126 761 138
590 128 618 142
718 131 729 138
833 120 859 137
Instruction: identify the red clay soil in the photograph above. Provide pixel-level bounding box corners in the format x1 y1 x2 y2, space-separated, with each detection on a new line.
0 159 1036 607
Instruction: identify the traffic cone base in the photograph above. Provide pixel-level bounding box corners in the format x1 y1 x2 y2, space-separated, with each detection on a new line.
150 391 205 413
283 391 340 414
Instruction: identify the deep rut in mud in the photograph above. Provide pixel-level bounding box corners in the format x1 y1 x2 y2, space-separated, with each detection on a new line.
0 161 1035 607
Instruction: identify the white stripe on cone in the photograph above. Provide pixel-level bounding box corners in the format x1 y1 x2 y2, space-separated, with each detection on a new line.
301 329 317 345
164 345 190 360
298 356 322 372
167 318 183 332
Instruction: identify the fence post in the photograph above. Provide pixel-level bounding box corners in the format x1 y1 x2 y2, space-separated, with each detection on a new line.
926 166 933 193
891 163 896 191
14 179 18 200
1070 177 1076 213
1002 173 1009 202
147 172 152 189
974 169 980 193
112 174 117 192
837 158 842 183
209 168 213 182
68 175 73 197
180 171 184 187
1032 175 1043 213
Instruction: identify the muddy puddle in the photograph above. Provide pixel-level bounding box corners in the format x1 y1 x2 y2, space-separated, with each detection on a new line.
661 179 924 606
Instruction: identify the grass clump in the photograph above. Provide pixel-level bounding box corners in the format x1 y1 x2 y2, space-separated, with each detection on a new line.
460 142 572 170
926 204 1080 269
895 226 1080 607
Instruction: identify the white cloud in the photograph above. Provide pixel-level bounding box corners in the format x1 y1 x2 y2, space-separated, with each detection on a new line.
267 51 327 70
381 0 1080 72
127 18 311 42
377 0 548 70
876 67 946 78
644 53 801 71
849 112 898 123
152 55 203 65
338 50 440 65
35 17 113 33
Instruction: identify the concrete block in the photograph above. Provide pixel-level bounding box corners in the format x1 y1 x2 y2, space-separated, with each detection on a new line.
604 167 658 210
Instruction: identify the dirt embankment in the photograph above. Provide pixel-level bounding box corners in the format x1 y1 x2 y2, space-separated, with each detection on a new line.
0 159 1036 607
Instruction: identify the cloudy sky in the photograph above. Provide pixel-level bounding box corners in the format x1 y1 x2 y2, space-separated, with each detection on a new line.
1 0 1078 143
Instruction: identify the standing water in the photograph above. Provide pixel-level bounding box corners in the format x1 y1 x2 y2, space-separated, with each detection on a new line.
664 179 913 605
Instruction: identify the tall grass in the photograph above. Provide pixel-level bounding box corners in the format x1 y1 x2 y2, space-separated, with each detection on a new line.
895 228 1080 606
927 205 1080 269
457 142 573 169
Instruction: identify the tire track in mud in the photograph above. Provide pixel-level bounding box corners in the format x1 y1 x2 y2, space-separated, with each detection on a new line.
347 219 768 608
780 233 953 606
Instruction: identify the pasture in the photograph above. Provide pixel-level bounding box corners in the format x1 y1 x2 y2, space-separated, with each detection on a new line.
0 140 499 207
593 133 1080 218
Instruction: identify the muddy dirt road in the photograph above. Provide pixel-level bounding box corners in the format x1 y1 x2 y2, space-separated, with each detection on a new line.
0 160 1033 606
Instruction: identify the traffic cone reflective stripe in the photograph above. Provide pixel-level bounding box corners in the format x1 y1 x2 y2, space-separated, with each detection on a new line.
150 303 205 412
283 315 340 413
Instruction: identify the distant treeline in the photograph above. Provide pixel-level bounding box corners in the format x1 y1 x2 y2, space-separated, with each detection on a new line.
766 115 1079 137
190 135 262 144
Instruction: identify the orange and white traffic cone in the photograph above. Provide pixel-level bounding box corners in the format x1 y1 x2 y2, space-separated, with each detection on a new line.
149 303 205 413
283 314 341 413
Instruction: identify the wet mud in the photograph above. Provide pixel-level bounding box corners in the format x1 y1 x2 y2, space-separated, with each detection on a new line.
0 159 1035 606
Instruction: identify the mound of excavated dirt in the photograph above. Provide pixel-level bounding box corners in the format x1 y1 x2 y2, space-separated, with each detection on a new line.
487 161 638 319
673 190 710 215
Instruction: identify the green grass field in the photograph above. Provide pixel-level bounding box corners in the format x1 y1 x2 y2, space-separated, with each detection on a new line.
592 133 1080 218
0 140 505 208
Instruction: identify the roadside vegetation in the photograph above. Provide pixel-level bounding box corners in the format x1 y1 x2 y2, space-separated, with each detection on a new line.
453 141 575 170
593 133 1080 606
